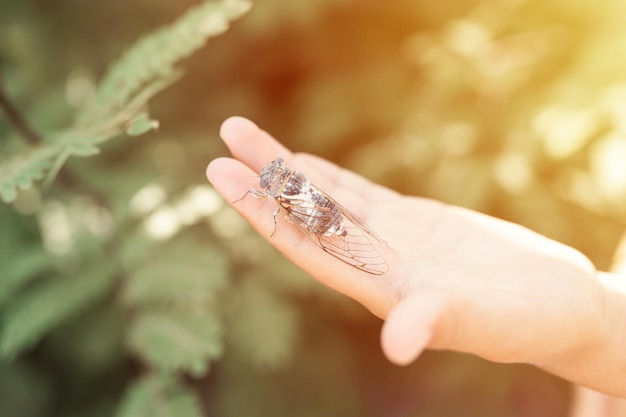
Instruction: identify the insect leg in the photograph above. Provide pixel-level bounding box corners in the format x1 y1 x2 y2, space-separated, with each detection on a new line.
232 189 267 204
270 206 280 237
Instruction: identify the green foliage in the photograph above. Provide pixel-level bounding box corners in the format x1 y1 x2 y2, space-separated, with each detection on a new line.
127 310 222 377
122 241 227 308
76 0 251 127
0 0 251 203
0 245 52 306
1 1 251 416
114 374 203 417
123 241 227 376
125 113 159 137
226 279 299 369
0 262 115 358
0 143 56 202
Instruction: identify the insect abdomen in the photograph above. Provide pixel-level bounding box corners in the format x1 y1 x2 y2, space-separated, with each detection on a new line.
308 189 344 236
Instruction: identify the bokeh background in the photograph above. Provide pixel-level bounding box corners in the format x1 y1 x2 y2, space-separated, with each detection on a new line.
1 0 625 416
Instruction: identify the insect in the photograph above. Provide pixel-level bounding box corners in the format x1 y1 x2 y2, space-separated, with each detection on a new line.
234 158 389 275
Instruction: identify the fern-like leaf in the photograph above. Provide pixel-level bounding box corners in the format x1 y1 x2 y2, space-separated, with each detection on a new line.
0 264 115 358
0 0 251 203
114 374 203 417
122 240 227 376
126 113 160 137
78 0 251 126
0 143 58 202
122 242 228 310
127 310 223 377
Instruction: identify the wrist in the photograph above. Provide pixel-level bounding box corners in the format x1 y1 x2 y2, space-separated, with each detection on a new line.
542 273 626 397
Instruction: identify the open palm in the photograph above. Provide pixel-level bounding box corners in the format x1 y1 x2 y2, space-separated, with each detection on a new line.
207 117 604 371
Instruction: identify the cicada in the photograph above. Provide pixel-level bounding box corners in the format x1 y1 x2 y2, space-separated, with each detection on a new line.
235 158 389 275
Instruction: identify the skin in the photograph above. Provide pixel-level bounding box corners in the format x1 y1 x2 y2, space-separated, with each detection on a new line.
206 116 626 398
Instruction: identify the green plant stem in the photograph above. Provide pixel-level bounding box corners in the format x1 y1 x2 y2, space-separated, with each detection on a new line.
0 75 108 205
0 76 42 145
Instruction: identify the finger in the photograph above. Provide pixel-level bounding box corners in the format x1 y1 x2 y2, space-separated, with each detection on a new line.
381 289 478 365
382 288 529 366
206 157 400 317
218 117 335 191
218 117 375 220
219 116 293 173
294 153 397 223
296 153 399 203
218 117 334 188
381 290 441 365
206 157 268 219
207 157 314 242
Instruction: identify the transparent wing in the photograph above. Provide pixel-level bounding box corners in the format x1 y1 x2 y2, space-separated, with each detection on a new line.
278 191 389 275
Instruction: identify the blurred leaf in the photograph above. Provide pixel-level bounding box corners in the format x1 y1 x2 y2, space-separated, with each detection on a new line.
114 374 203 417
45 303 126 376
0 361 54 417
122 240 228 309
76 0 251 127
0 143 57 203
127 310 222 376
125 113 159 137
0 246 52 306
0 263 115 358
228 279 299 369
0 0 251 203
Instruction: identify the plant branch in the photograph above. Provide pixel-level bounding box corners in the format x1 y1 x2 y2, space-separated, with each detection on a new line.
0 76 42 145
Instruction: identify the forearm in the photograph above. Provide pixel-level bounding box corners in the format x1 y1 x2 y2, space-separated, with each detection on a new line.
542 272 626 398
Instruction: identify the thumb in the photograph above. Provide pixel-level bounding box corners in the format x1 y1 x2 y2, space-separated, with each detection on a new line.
381 290 467 365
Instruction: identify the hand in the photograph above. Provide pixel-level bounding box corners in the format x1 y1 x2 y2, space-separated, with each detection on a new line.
206 117 624 396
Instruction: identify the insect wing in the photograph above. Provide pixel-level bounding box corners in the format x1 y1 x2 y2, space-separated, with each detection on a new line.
280 188 389 275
